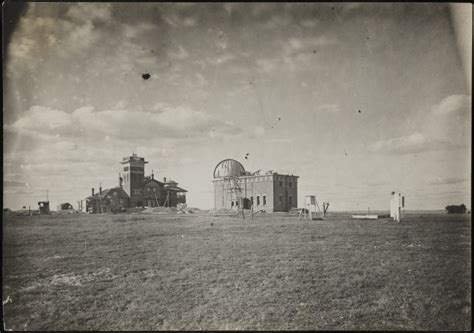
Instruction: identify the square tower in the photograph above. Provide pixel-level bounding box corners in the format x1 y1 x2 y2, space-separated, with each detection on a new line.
121 153 148 206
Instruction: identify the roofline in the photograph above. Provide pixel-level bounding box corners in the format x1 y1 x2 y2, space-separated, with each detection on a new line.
120 161 149 164
86 186 128 199
212 174 299 181
143 178 164 185
164 187 187 192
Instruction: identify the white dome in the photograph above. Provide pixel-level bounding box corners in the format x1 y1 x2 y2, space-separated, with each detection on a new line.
213 159 246 179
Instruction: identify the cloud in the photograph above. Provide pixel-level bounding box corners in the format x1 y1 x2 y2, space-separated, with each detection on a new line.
253 126 265 137
263 138 294 144
370 94 471 155
3 187 35 196
283 36 338 55
6 104 243 143
256 58 279 73
162 12 197 28
6 3 173 83
366 180 389 187
208 53 236 66
9 36 35 59
428 177 468 185
123 22 156 39
432 94 470 116
4 180 30 187
9 4 113 63
299 19 319 28
168 45 189 60
424 94 471 147
225 83 252 97
65 3 112 23
369 132 462 155
256 35 337 73
317 104 340 113
340 3 365 15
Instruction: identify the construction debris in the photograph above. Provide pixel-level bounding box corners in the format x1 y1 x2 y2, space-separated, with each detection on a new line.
351 214 378 220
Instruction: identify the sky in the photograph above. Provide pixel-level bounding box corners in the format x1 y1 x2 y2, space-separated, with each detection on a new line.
3 3 471 211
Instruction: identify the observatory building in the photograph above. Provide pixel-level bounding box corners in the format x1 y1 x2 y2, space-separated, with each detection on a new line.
212 159 298 212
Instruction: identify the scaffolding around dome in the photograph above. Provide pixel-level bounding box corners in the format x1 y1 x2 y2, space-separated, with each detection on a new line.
212 158 299 213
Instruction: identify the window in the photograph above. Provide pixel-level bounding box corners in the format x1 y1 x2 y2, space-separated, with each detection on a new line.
279 195 283 205
257 196 260 205
279 181 283 187
289 196 292 207
236 200 239 206
147 188 150 192
231 201 234 207
263 195 266 205
124 167 129 171
153 188 156 192
250 196 253 205
289 182 292 187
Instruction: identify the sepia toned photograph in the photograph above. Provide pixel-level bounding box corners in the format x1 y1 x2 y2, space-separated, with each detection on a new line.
3 2 471 330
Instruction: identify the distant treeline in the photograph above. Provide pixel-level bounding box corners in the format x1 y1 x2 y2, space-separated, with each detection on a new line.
445 204 467 214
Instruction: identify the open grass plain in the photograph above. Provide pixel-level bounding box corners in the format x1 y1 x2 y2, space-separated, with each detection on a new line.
2 211 471 330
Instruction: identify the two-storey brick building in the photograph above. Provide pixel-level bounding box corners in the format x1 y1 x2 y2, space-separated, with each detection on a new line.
212 159 298 212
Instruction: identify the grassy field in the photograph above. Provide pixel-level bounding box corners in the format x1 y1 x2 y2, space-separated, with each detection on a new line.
2 211 471 330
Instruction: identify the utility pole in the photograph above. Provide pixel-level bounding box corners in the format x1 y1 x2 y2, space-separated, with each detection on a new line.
99 182 103 213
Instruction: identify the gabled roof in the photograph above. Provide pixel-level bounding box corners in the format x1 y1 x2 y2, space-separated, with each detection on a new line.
164 185 187 193
143 178 164 186
87 187 129 200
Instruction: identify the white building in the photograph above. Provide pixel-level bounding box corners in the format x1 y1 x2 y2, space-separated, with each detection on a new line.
390 191 405 222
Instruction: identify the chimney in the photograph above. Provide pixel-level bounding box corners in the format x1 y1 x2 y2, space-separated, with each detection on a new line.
92 188 95 196
99 187 102 196
152 170 154 180
163 177 167 183
119 173 123 188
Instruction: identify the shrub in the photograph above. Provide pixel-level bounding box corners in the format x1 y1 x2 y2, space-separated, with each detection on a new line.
445 204 467 214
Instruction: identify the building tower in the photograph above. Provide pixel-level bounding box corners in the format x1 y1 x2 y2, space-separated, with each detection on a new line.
121 153 148 206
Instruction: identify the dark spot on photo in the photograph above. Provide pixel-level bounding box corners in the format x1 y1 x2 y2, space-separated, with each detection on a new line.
142 73 151 80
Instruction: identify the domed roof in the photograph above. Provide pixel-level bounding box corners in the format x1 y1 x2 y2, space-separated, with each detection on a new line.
213 159 246 179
